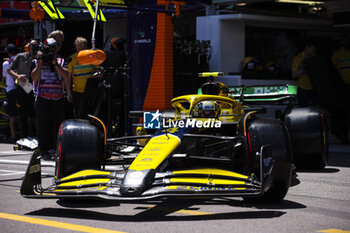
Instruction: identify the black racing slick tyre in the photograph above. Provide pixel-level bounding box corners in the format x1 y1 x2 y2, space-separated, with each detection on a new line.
284 107 328 169
55 119 104 179
244 118 293 203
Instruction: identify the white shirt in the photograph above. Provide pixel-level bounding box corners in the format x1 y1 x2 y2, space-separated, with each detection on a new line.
2 56 16 93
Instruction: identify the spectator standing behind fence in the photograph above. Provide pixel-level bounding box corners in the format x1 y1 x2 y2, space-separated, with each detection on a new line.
67 36 96 118
292 40 318 107
31 30 70 160
7 39 38 139
2 44 17 143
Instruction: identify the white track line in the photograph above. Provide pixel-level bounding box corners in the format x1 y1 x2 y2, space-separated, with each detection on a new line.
0 159 54 167
0 169 25 176
0 169 50 176
0 151 33 155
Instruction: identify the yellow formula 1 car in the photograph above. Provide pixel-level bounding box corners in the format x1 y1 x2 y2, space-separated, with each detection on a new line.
21 73 327 202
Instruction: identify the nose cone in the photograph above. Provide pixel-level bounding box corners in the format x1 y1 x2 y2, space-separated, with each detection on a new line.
120 169 155 196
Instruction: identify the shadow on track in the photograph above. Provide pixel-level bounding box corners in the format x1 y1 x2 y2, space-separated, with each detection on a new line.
296 168 340 173
26 206 286 222
23 198 306 222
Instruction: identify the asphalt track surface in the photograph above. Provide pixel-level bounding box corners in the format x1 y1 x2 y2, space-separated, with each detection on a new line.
0 142 349 233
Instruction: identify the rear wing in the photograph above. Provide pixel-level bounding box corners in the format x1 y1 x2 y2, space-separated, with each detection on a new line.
228 84 297 104
198 84 297 104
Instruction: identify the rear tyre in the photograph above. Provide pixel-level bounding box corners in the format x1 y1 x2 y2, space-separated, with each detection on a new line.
55 119 104 179
243 118 293 203
284 107 328 169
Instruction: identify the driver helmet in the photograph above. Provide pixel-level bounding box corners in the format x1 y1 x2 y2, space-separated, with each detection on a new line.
192 101 220 118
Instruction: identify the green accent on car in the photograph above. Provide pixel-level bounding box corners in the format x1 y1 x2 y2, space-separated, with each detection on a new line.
198 85 297 102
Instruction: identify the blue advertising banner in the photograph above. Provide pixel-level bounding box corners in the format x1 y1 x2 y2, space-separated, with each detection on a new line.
127 0 157 112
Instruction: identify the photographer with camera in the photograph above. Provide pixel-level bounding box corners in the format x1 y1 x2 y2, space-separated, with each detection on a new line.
31 30 70 160
7 39 38 140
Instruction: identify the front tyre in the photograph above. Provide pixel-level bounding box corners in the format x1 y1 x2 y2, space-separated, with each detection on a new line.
244 118 293 202
55 119 104 179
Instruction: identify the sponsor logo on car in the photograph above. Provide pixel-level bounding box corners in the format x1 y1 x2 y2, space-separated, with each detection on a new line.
171 186 238 191
29 164 40 174
149 147 161 151
140 158 153 162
